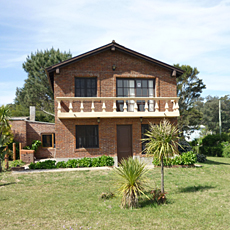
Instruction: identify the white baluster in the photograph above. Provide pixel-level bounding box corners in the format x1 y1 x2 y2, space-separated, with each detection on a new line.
172 100 175 111
123 100 127 112
91 100 95 112
145 100 148 112
134 100 138 112
57 100 61 113
102 100 106 112
69 100 73 113
165 100 169 113
113 100 117 112
174 99 179 112
80 101 84 112
155 100 159 112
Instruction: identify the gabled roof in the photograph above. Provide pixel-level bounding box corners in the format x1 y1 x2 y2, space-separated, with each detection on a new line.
46 40 184 91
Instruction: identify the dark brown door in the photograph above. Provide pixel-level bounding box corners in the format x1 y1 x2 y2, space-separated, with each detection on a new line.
117 125 132 163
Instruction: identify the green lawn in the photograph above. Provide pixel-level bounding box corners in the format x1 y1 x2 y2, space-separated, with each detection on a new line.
0 157 230 229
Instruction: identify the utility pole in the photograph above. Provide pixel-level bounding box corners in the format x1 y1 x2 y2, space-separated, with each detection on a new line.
219 99 222 135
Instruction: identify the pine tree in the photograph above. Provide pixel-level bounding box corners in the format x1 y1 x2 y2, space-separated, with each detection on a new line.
14 48 72 121
174 64 206 138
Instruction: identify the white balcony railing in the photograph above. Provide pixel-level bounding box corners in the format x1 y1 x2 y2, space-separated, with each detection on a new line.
56 97 180 118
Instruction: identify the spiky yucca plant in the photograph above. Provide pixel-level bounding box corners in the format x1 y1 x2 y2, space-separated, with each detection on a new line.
142 119 180 194
113 157 149 209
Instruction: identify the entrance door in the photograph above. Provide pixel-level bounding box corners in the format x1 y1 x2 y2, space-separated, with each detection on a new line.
117 125 132 164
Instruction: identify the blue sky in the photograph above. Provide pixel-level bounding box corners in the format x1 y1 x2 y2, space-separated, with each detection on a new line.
0 0 230 105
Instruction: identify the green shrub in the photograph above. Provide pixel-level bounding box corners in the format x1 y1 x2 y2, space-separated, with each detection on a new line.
99 155 114 166
181 151 197 165
200 133 230 157
29 160 56 169
10 160 25 167
153 151 197 166
66 159 79 168
196 154 207 163
221 142 230 158
23 140 42 152
92 157 100 167
79 157 92 167
28 156 114 169
178 139 192 154
56 161 67 168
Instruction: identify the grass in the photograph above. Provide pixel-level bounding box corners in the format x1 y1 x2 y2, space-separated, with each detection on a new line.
0 157 230 229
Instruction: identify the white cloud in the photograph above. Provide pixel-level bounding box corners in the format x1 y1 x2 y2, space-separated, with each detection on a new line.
0 0 230 103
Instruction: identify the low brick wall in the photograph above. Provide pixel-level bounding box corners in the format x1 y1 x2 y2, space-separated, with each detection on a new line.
20 149 35 164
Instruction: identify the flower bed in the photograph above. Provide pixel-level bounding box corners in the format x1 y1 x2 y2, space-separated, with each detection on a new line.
28 155 114 169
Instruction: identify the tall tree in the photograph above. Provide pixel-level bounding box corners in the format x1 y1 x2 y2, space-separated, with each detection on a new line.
174 64 206 138
14 48 72 121
196 95 230 134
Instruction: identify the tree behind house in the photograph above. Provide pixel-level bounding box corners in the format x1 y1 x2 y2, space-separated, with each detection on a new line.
13 48 72 122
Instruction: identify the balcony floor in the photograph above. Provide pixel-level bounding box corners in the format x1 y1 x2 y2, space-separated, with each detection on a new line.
57 111 180 119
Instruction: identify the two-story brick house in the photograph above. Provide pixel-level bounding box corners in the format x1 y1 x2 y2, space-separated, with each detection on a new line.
46 41 183 165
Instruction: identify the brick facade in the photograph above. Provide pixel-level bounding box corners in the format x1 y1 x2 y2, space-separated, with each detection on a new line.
53 47 178 159
10 120 55 159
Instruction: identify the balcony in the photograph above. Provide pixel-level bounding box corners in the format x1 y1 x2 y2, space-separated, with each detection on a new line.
56 97 180 119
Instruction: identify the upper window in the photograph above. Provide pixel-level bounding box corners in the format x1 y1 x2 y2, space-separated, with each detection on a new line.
116 79 155 111
42 133 55 148
117 79 155 97
75 77 97 97
76 125 99 148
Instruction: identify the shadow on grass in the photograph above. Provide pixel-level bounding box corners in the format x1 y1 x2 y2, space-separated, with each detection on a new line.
179 185 215 193
0 182 16 187
204 159 230 165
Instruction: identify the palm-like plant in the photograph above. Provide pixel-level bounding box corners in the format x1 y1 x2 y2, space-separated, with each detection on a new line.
0 105 13 172
113 157 149 209
142 119 180 194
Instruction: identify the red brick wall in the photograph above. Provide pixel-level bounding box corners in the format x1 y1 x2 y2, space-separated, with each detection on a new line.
55 117 177 158
54 49 178 158
10 120 27 148
10 120 55 159
26 121 55 159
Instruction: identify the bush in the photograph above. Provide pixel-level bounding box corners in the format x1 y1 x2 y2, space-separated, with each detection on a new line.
178 139 192 154
56 161 67 168
23 140 42 152
181 151 197 165
221 142 230 158
153 151 197 166
10 160 25 167
196 154 207 163
28 156 114 169
200 133 230 157
29 160 56 169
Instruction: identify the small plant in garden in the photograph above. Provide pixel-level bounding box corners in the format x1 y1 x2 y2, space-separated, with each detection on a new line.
10 160 25 167
24 140 42 152
113 157 149 209
150 189 167 204
100 191 115 200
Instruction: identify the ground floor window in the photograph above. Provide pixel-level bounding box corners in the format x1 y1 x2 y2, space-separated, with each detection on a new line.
141 124 150 153
76 125 99 148
42 133 55 148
